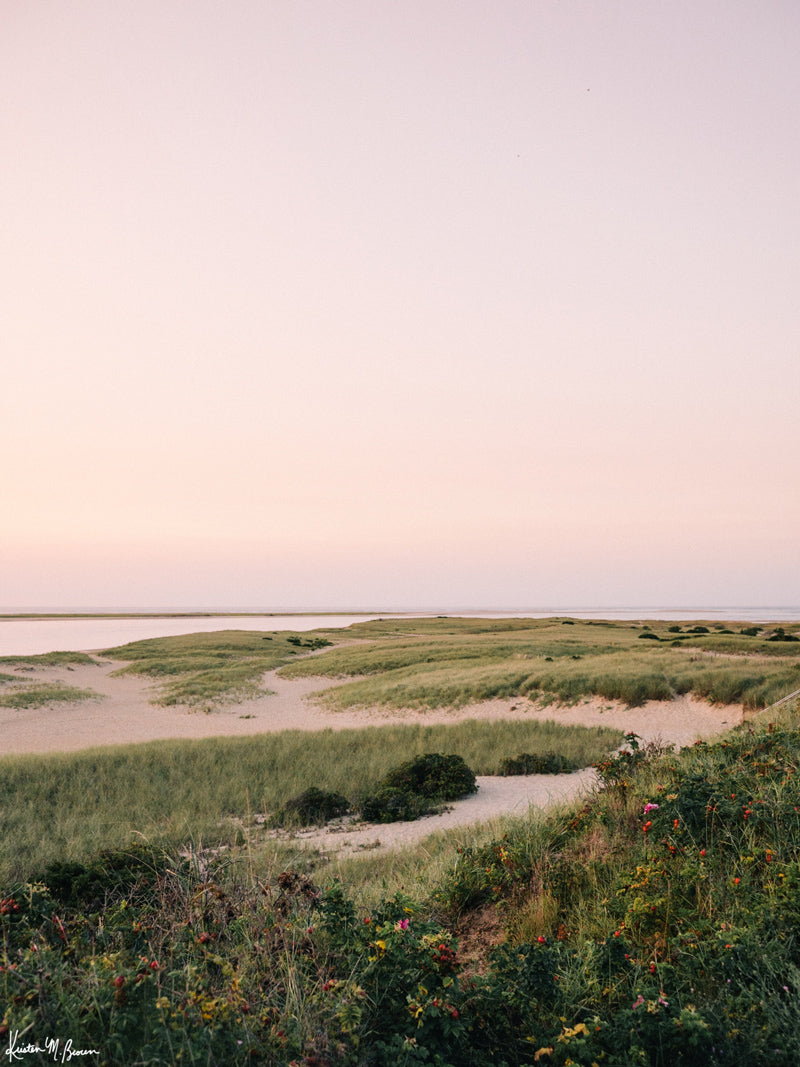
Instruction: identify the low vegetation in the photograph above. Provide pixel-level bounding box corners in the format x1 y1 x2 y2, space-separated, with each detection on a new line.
0 717 620 881
278 616 800 712
4 703 800 1064
498 751 580 775
0 682 99 709
0 651 98 668
274 753 479 829
103 629 334 708
273 786 351 828
0 652 102 709
3 617 800 1064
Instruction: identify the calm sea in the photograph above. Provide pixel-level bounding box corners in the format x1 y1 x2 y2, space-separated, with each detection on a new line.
1 608 798 657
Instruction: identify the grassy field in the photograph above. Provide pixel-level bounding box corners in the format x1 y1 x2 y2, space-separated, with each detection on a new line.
92 616 800 713
0 717 620 882
0 682 99 709
0 651 98 667
278 616 800 711
104 628 336 707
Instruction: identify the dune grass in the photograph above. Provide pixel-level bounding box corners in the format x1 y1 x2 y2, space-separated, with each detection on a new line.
103 628 336 707
278 617 800 711
0 650 99 668
90 618 800 713
0 717 621 882
0 682 100 709
3 615 799 1063
0 652 103 708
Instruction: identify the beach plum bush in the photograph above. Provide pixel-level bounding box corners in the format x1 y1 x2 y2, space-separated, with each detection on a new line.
381 752 477 801
37 842 166 910
274 786 350 827
287 634 332 649
356 753 477 824
767 627 800 642
358 786 433 823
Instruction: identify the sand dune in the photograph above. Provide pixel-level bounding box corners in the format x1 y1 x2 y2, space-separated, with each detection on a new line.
1 654 742 852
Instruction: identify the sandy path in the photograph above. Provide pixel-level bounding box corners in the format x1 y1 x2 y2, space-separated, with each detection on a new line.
1 657 742 853
271 768 601 858
272 694 743 857
0 658 741 755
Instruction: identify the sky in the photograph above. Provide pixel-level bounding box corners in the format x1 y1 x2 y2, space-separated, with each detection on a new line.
2 1 799 611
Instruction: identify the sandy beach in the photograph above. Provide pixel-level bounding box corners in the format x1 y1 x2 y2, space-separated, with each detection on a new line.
1 654 744 853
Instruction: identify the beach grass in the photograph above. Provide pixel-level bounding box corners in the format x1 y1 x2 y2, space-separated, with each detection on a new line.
103 628 337 707
0 650 98 668
3 614 799 1063
278 617 800 711
0 653 103 707
0 718 621 882
0 682 100 709
91 618 800 713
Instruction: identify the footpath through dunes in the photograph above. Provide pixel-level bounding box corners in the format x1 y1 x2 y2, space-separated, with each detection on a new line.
270 768 600 858
0 653 743 755
1 651 744 854
266 692 744 857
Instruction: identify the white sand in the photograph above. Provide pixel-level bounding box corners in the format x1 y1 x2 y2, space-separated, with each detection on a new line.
1 656 743 853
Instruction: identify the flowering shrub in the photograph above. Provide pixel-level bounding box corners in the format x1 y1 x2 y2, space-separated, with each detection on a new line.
5 722 800 1064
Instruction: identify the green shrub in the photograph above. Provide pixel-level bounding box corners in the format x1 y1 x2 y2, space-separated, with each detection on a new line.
381 752 477 801
498 752 578 775
358 786 434 823
355 753 477 824
287 635 332 649
274 786 349 827
35 842 167 910
767 628 800 643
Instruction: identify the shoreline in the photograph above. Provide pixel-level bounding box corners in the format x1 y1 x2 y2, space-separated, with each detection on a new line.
3 611 798 660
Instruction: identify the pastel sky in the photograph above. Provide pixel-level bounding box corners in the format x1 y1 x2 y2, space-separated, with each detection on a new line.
2 1 798 610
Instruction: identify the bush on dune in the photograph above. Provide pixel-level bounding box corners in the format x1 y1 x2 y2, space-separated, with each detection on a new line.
8 717 800 1064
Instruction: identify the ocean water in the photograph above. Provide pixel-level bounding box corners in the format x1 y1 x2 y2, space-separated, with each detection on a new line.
0 607 798 657
0 614 382 657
